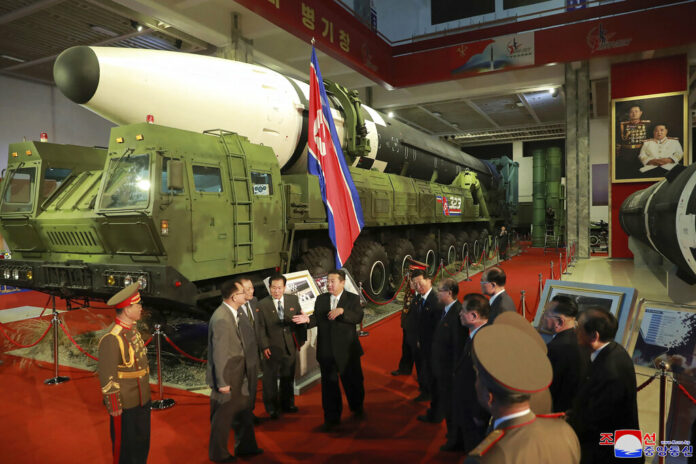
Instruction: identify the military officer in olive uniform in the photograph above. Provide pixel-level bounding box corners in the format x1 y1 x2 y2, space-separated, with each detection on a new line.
464 324 580 463
98 282 151 464
616 105 650 179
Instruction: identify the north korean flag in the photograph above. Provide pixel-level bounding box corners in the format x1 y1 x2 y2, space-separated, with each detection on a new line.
308 47 364 268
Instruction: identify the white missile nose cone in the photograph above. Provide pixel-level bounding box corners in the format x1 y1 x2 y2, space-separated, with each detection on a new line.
54 46 100 104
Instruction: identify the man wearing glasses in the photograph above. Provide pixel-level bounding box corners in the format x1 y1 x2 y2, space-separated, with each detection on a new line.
207 279 263 462
543 296 589 413
480 266 515 322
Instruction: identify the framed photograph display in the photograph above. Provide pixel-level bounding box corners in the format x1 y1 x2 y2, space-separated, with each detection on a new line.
611 92 688 183
533 280 638 346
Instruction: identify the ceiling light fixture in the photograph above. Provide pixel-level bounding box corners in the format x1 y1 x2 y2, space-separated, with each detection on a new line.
1 54 25 63
89 24 118 37
388 111 394 118
130 20 144 32
549 88 559 98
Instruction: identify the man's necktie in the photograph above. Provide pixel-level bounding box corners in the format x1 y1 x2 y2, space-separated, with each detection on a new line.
277 300 284 320
246 303 254 325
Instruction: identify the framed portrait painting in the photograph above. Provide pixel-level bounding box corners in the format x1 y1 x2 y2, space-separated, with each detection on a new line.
611 91 688 183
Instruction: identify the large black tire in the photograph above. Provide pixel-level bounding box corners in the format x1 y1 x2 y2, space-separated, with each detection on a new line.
479 228 490 257
456 230 471 263
440 232 458 266
346 240 389 299
385 238 415 290
468 229 481 260
296 246 335 277
414 234 438 277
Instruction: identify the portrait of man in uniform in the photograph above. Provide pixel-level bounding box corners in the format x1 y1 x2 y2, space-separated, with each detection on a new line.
612 93 688 182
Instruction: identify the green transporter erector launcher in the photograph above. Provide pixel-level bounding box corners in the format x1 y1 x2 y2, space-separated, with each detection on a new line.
0 46 518 312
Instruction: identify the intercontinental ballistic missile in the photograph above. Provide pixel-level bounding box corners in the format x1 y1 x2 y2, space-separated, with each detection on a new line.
620 164 696 284
53 46 492 185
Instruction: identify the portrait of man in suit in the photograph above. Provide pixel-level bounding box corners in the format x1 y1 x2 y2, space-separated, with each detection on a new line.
206 279 263 462
292 269 365 431
256 272 306 418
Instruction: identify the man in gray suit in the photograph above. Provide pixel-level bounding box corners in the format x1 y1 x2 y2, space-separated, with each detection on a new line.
207 279 263 462
240 276 261 424
480 266 516 322
256 272 306 418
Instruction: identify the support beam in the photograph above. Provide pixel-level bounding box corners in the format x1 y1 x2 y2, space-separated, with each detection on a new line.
577 62 591 259
417 105 460 132
0 0 65 25
517 93 542 124
464 99 500 128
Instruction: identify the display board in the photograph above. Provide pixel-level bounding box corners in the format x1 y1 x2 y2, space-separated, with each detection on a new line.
533 279 638 346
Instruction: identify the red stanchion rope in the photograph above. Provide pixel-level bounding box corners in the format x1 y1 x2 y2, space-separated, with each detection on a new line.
57 321 99 361
636 374 657 392
442 263 460 277
458 254 469 272
162 333 207 363
143 336 153 347
677 383 696 405
38 295 52 319
362 275 408 306
474 249 486 266
0 320 52 349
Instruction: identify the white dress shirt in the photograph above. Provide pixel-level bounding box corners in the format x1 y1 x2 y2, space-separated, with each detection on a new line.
639 137 683 172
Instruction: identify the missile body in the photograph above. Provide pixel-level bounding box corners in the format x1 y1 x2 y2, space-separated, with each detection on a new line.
620 164 696 284
53 46 492 185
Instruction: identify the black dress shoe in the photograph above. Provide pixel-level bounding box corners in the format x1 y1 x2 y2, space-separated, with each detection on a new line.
417 414 441 423
269 411 280 420
236 448 263 457
282 405 299 413
413 393 431 402
391 369 410 376
440 442 463 452
321 421 340 432
212 456 236 463
252 414 261 425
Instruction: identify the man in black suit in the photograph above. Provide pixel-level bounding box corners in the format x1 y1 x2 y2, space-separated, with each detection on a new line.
448 293 490 452
480 266 515 322
392 275 418 376
207 279 263 462
543 296 589 413
240 277 261 423
292 269 364 431
256 272 307 419
410 268 443 402
569 308 641 464
498 226 509 261
421 279 467 437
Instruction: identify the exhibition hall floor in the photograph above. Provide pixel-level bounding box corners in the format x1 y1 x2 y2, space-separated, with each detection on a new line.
0 247 671 463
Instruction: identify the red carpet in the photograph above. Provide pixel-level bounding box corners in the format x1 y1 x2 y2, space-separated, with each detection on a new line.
0 247 561 463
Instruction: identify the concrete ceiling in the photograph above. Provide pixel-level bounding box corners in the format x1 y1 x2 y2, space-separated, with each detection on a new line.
0 0 571 146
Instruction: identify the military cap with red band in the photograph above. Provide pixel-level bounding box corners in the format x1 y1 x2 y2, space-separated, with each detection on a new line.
406 258 427 271
107 282 142 309
472 324 552 394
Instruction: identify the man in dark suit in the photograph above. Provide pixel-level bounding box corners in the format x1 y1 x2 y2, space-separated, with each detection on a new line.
542 296 589 413
207 279 263 462
292 269 364 431
240 277 261 423
256 272 306 419
569 308 641 464
498 226 509 261
392 276 418 376
410 268 443 402
448 293 490 453
480 266 516 322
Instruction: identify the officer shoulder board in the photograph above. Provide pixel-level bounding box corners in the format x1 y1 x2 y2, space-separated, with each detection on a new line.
468 429 504 457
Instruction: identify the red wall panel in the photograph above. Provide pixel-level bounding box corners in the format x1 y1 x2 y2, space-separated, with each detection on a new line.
610 55 686 258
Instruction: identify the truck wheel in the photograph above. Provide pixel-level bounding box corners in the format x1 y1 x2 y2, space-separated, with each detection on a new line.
297 246 334 277
440 233 458 266
346 240 389 299
414 234 438 277
456 230 471 263
385 238 415 290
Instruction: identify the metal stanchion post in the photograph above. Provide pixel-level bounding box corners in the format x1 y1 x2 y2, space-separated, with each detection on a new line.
439 258 444 280
495 237 500 265
358 282 369 337
564 245 570 274
520 290 526 319
658 361 667 464
464 246 471 282
538 273 543 302
45 295 69 385
559 252 564 280
151 324 175 410
550 261 554 280
482 242 487 269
